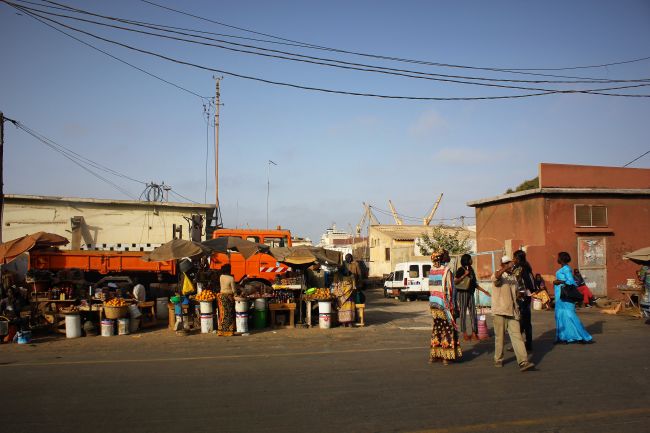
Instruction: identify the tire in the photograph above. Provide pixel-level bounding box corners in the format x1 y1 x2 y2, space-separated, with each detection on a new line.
398 292 407 302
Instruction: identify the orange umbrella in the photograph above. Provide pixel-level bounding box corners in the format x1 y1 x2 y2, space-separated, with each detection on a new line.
0 232 69 265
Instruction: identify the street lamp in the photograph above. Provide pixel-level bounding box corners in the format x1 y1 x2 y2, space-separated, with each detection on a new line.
267 160 277 229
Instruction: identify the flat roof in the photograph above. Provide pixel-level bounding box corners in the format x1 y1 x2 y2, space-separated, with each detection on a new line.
370 224 475 241
467 188 650 207
5 194 215 210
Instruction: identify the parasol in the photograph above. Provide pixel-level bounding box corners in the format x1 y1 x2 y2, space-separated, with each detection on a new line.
141 239 212 262
623 247 650 266
0 231 69 265
270 246 342 266
202 237 270 259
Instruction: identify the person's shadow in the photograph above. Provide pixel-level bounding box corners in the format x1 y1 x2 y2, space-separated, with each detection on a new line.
530 320 604 366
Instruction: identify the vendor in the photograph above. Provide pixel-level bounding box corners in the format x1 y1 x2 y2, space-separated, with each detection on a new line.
132 278 146 302
306 263 325 288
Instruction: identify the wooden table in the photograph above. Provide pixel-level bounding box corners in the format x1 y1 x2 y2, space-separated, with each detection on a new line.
269 303 296 328
619 287 643 315
31 299 78 333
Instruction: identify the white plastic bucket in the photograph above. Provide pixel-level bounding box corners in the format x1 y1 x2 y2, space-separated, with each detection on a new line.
235 300 249 313
128 304 142 319
533 298 542 311
200 314 214 334
200 301 214 314
129 317 140 333
156 297 169 320
318 301 332 314
319 313 331 329
236 312 249 333
118 318 130 335
254 298 267 311
65 314 82 339
101 320 114 337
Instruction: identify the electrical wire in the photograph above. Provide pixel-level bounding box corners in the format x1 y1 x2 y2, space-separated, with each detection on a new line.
14 1 650 88
5 117 138 199
136 0 650 76
11 6 650 100
168 189 201 204
623 150 650 167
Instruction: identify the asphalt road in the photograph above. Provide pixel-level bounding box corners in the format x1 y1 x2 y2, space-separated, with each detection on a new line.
1 289 648 433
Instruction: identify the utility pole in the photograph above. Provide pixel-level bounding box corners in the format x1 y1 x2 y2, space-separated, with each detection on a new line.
213 76 221 209
0 112 4 244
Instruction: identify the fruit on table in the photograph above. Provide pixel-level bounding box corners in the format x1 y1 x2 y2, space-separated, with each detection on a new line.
105 298 128 307
196 290 216 302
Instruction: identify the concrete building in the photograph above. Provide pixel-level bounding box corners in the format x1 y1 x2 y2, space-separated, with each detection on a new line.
368 225 476 277
467 163 650 298
2 194 215 250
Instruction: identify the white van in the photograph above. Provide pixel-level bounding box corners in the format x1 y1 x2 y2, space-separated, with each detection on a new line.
383 261 433 301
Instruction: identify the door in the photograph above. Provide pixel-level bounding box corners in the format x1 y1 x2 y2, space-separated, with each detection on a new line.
577 237 607 297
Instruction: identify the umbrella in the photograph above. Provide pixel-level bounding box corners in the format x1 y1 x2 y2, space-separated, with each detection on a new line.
202 237 269 260
270 246 342 266
141 239 212 262
0 231 69 265
623 247 650 265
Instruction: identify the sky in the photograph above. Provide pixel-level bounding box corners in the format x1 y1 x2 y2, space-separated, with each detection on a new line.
1 0 649 242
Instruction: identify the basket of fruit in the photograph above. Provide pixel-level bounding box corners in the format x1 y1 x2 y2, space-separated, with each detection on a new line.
195 290 216 302
103 298 129 319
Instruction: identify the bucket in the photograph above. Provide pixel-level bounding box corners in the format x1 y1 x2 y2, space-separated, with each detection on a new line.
156 297 169 320
200 301 214 314
118 318 130 335
16 330 32 344
477 316 489 340
236 312 249 333
200 314 214 334
319 313 332 329
128 304 142 319
254 298 267 311
101 320 114 337
235 300 249 313
533 298 542 311
65 313 82 339
318 301 332 314
253 309 267 329
129 317 140 333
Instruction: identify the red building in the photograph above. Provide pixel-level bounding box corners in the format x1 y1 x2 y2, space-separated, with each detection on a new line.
467 163 650 298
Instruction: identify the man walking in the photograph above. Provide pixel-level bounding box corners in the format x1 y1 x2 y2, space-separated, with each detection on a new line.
492 256 535 372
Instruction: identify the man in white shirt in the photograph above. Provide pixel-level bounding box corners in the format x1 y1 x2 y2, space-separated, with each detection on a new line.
132 278 146 302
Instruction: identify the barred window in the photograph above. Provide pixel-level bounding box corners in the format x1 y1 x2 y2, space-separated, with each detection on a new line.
575 205 608 227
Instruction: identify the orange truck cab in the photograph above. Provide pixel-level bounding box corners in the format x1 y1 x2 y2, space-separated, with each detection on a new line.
209 228 292 285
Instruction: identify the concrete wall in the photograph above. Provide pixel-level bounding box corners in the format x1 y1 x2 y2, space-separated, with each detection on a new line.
3 196 213 249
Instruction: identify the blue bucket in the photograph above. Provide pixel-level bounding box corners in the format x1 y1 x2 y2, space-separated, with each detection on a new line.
16 330 32 344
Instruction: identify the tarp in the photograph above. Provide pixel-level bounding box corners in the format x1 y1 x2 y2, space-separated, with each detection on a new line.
0 232 69 265
141 239 212 262
202 237 269 260
623 247 650 265
270 246 342 266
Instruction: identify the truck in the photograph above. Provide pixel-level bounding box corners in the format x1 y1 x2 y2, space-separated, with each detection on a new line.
383 260 433 301
208 228 293 285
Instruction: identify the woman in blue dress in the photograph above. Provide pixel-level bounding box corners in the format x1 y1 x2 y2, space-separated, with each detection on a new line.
553 252 593 344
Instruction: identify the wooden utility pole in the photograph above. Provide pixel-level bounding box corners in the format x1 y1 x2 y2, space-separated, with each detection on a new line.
0 112 4 244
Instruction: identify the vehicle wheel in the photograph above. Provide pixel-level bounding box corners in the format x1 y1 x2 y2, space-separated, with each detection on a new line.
398 292 407 302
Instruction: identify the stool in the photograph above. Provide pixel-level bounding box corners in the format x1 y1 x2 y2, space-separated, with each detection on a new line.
269 303 296 329
138 301 157 328
355 304 365 327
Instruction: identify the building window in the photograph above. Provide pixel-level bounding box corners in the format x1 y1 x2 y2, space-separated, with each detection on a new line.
385 248 391 261
575 205 608 227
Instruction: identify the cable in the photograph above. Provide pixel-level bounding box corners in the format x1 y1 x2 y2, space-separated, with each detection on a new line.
623 150 650 167
16 2 650 88
6 118 138 199
137 0 650 76
168 189 200 204
12 7 650 100
4 1 208 100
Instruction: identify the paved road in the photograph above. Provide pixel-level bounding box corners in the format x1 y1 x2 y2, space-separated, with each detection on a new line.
1 289 648 433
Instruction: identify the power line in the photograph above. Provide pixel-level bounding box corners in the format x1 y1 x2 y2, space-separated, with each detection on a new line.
137 0 650 77
16 1 650 89
12 6 650 101
623 150 650 167
168 189 200 204
5 117 138 199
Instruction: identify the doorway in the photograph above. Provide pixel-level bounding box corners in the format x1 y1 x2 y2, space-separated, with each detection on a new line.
577 237 607 297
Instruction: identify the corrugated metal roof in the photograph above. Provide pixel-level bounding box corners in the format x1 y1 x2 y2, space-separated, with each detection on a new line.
370 225 475 240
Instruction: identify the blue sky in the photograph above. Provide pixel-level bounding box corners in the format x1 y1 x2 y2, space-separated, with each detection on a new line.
1 0 649 241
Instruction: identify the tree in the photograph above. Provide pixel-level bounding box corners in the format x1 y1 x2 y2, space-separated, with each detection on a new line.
416 226 472 256
506 176 539 194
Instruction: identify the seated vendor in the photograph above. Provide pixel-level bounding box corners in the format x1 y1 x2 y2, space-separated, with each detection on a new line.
306 263 325 288
132 278 146 302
